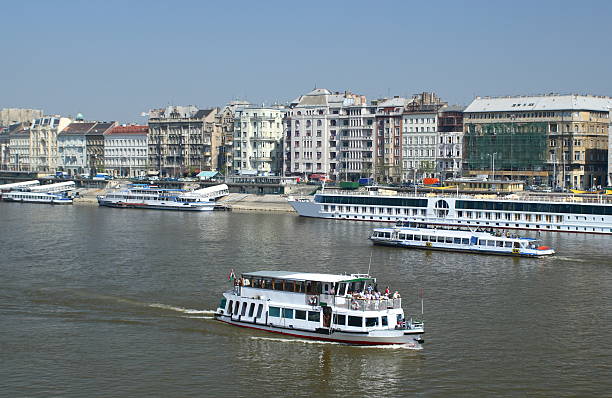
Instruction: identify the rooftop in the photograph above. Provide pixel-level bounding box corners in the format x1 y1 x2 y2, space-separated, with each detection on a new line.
105 125 147 135
465 94 612 113
242 271 371 283
59 122 96 135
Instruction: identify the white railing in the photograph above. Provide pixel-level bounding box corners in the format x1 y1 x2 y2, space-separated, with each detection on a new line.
308 294 402 311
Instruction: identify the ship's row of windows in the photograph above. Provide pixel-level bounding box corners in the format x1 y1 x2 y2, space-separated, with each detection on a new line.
374 231 522 248
315 195 428 207
324 204 426 216
457 200 612 215
243 277 322 295
269 306 320 322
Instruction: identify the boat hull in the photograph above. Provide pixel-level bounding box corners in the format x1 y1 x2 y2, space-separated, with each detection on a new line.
215 314 423 346
371 238 554 257
98 199 214 211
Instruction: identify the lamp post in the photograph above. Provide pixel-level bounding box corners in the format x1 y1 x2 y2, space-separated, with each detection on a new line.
487 152 498 181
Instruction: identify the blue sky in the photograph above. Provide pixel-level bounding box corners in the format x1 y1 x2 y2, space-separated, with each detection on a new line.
2 0 612 123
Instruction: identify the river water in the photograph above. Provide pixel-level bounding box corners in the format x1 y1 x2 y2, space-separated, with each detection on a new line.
1 203 610 397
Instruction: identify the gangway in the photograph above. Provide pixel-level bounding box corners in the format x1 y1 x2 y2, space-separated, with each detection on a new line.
0 180 40 192
28 181 76 193
192 184 229 200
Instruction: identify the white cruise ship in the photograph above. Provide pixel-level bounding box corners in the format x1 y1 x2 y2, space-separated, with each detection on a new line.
288 188 612 235
215 271 424 346
2 191 73 205
97 184 217 211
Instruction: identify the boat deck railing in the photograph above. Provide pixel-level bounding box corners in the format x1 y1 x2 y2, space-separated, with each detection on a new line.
315 294 401 311
316 189 612 204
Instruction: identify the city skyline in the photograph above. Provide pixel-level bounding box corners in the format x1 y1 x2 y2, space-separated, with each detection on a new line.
2 0 612 123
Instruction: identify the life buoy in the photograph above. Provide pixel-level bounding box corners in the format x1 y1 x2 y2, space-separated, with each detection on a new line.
426 242 432 248
309 296 318 306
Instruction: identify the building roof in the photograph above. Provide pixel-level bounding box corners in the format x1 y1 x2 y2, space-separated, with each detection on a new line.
105 125 147 135
464 94 612 113
88 122 116 135
376 97 410 108
241 271 371 283
59 122 96 135
193 109 214 119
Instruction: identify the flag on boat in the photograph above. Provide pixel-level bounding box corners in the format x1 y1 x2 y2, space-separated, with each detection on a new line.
228 269 236 282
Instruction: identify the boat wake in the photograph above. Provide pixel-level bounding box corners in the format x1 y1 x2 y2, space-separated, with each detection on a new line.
250 336 341 346
249 336 422 350
553 256 587 262
149 303 217 315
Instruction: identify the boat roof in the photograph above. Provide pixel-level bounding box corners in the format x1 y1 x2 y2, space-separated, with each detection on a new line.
242 271 372 283
374 226 538 241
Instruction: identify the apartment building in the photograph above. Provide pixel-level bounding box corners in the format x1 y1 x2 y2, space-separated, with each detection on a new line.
104 125 148 177
284 89 373 181
233 105 284 175
29 116 72 173
437 106 464 178
463 94 612 189
148 106 221 177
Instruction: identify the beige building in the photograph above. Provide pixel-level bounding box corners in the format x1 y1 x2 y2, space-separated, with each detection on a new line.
8 126 31 171
29 116 72 173
463 94 612 189
148 106 221 177
0 108 43 127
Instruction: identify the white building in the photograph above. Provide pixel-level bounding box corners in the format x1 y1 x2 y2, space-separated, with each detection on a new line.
284 89 373 180
8 127 30 171
233 105 284 175
402 111 438 181
57 122 97 176
104 125 148 177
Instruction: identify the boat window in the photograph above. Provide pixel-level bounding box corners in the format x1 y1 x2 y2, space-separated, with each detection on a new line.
429 236 436 242
445 237 453 243
454 238 461 244
398 233 405 240
307 311 320 323
294 281 305 293
381 316 388 326
295 310 306 320
282 308 294 319
263 279 273 289
227 300 233 314
437 236 445 243
406 234 413 240
234 302 240 315
347 316 363 327
513 242 520 248
366 317 378 327
504 241 513 248
248 303 255 317
486 240 494 247
219 298 227 310
496 241 504 247
414 235 421 241
337 283 347 296
269 306 280 317
306 281 321 295
384 232 391 238
256 304 263 318
478 239 485 245
462 238 470 244
283 281 295 292
333 314 346 325
273 279 283 290
241 302 248 316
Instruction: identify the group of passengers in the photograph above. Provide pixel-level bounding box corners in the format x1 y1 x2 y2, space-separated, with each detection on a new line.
347 284 401 301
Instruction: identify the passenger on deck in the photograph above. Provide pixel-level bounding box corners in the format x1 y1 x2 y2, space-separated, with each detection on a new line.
392 291 401 299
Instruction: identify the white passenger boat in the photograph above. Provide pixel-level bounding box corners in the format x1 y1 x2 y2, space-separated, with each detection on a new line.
287 187 612 235
97 184 216 211
215 271 425 346
2 191 73 205
370 223 555 257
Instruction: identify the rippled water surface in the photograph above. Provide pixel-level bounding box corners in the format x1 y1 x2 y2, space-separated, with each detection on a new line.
1 203 611 397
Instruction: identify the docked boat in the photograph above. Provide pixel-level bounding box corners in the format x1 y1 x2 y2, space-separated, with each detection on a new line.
287 187 612 235
215 271 425 346
370 223 555 257
97 184 216 211
2 191 73 205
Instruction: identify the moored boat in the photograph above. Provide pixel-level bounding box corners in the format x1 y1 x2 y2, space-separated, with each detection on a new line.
97 184 216 211
370 223 555 257
215 271 424 346
2 190 73 204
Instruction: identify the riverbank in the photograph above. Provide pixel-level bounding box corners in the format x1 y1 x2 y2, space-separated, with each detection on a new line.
72 188 297 213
